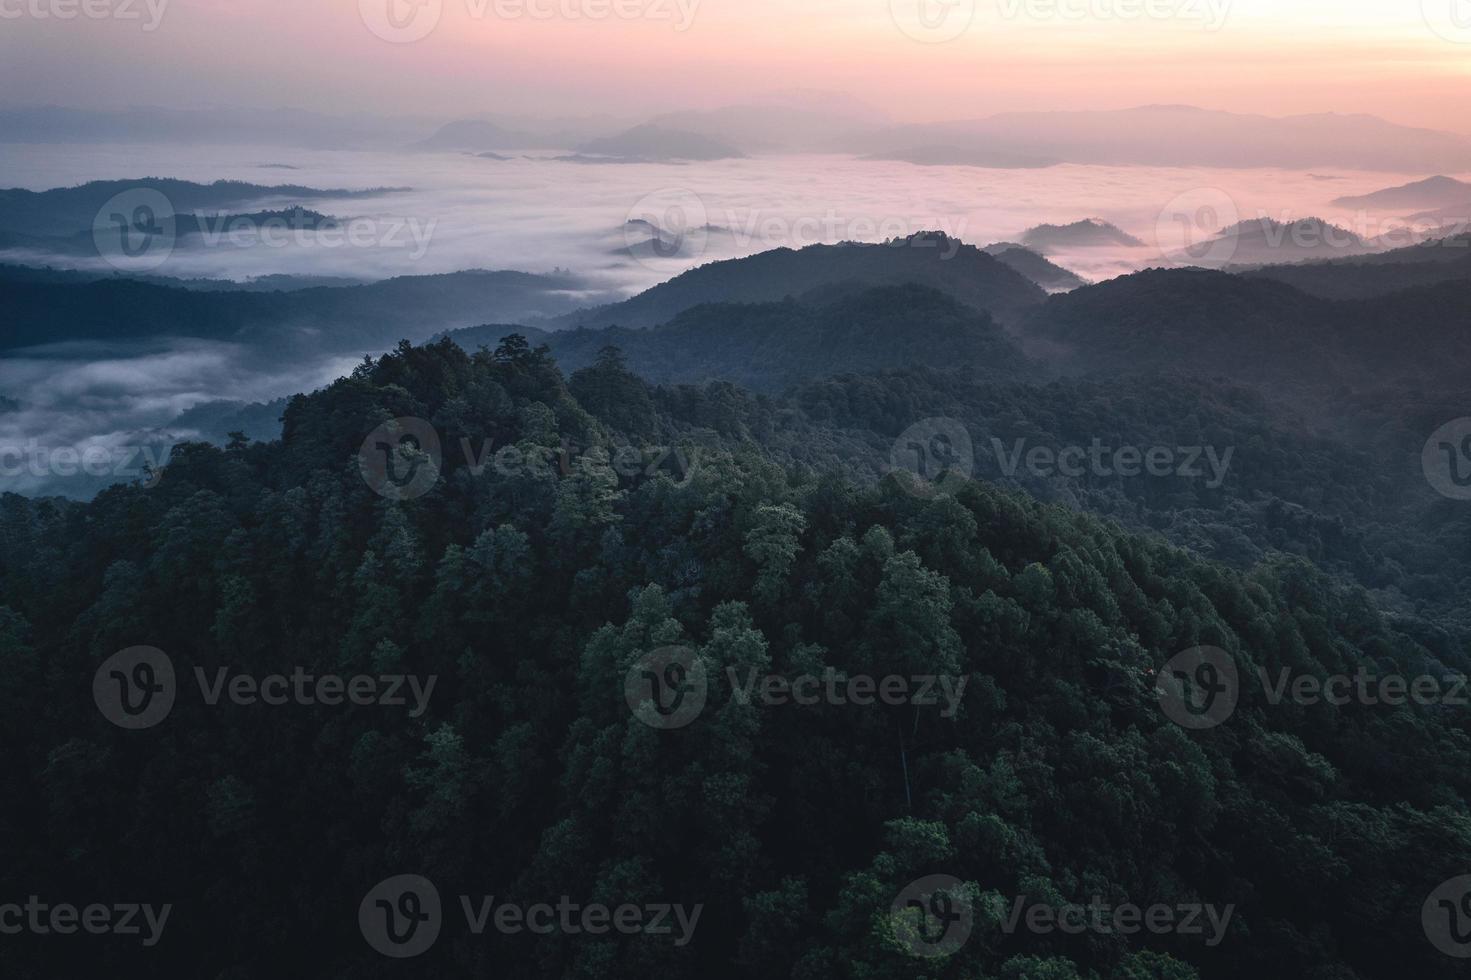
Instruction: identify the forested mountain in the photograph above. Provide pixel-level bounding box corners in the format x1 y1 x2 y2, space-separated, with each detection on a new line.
1019 268 1471 390
0 178 403 239
1 337 1466 978
452 285 1037 392
0 270 604 352
1242 234 1471 299
1020 220 1145 252
983 244 1088 291
548 233 1049 330
1188 218 1374 266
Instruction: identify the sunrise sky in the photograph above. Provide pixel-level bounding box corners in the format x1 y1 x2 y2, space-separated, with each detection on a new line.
1 0 1469 131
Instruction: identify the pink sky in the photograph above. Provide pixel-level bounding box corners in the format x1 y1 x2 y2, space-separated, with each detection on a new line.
1 0 1468 132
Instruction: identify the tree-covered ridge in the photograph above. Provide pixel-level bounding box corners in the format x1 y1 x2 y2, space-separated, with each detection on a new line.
452 284 1039 393
546 232 1049 331
1 338 1467 978
1019 268 1471 390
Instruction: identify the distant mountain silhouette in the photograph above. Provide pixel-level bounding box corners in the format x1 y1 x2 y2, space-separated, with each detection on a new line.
1242 233 1471 299
448 284 1035 392
1190 217 1375 267
575 125 744 161
0 269 613 353
648 99 883 153
414 119 529 152
861 146 1059 168
1332 175 1471 210
836 106 1471 171
0 178 404 239
1022 266 1471 389
983 243 1087 290
1021 219 1145 252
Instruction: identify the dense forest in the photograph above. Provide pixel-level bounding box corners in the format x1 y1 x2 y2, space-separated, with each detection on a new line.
2 336 1468 978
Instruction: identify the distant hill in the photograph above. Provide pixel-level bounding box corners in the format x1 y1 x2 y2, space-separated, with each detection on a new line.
547 233 1049 330
1242 233 1471 299
1332 175 1471 210
0 264 365 292
0 269 611 353
1022 266 1471 389
0 178 405 239
836 106 1471 171
448 284 1035 392
413 119 529 152
1020 219 1145 252
575 125 744 161
861 146 1059 168
648 97 885 152
1194 217 1375 267
983 243 1087 290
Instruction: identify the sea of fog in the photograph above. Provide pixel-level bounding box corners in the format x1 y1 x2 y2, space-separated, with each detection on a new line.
0 142 1450 497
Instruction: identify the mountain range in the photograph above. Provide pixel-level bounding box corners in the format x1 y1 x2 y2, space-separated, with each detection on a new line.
836 106 1471 171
